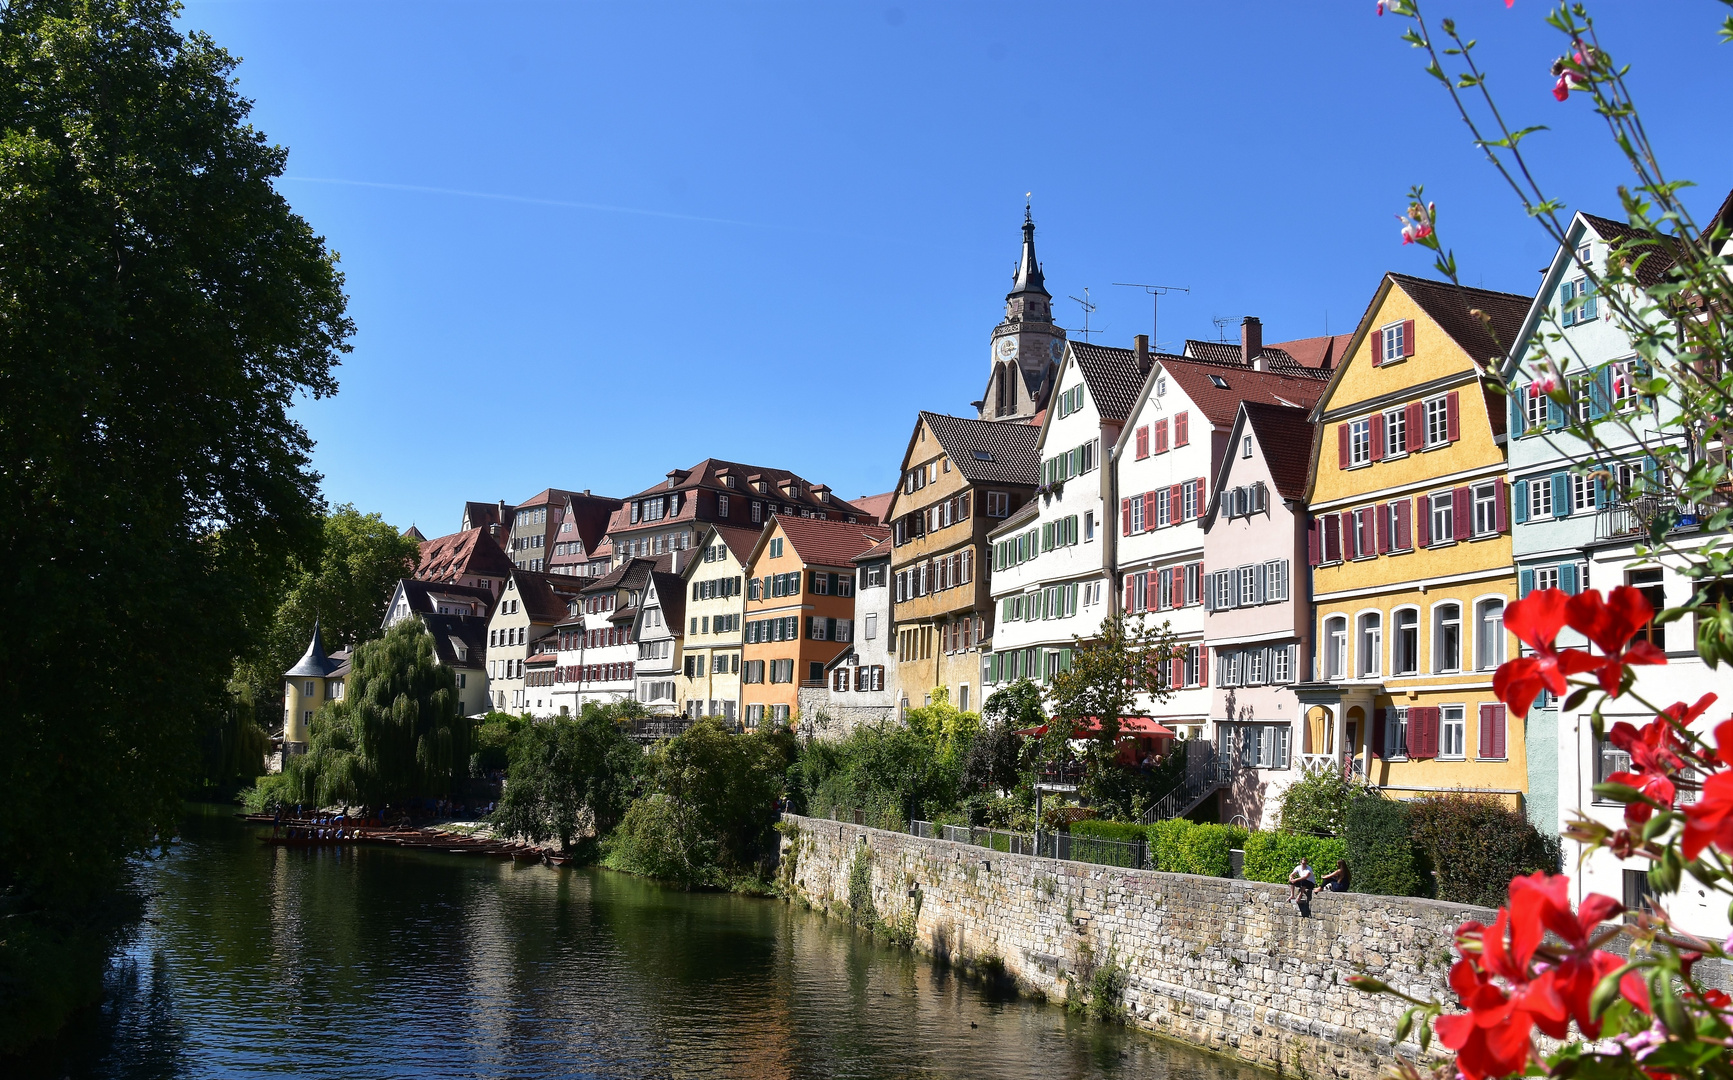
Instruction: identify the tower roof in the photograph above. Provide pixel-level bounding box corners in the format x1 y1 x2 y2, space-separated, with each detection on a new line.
286 620 340 678
1010 205 1048 296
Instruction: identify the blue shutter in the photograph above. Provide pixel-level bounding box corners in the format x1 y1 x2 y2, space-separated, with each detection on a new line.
1593 472 1609 510
1551 473 1570 518
1509 385 1526 438
1519 568 1535 598
1513 479 1530 523
1559 563 1578 595
1591 367 1612 419
1581 277 1598 320
1547 396 1566 430
1560 280 1576 326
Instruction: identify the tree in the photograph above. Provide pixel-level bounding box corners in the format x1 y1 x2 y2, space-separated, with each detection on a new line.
233 505 421 705
492 706 640 851
279 617 472 807
0 0 351 1050
1047 613 1180 759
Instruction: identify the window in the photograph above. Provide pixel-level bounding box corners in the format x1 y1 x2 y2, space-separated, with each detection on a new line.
1384 408 1408 456
1472 482 1499 536
1242 435 1252 458
809 661 824 682
1385 708 1409 758
1434 603 1462 673
1156 376 1167 396
769 537 783 558
1476 599 1505 670
1425 396 1451 447
1211 570 1234 610
1224 724 1291 769
1183 482 1198 520
303 680 315 696
1529 476 1553 519
1271 644 1292 683
1534 565 1561 592
1239 565 1258 606
1609 360 1637 408
1264 559 1289 602
1348 419 1372 466
1626 568 1667 650
1393 608 1419 675
1571 472 1596 513
1381 322 1406 362
751 502 763 524
986 491 1010 517
1084 511 1094 541
1430 492 1454 544
1130 494 1146 534
1440 705 1466 759
1325 617 1347 680
864 613 878 640
1524 384 1549 433
1358 613 1382 677
770 659 795 683
742 659 765 683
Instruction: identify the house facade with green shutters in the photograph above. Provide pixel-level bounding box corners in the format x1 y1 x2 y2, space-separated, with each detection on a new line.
1504 204 1732 936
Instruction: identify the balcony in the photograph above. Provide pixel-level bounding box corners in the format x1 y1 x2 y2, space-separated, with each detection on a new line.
1595 496 1710 541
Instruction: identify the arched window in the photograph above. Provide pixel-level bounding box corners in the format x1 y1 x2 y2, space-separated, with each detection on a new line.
1357 613 1383 677
1434 602 1462 673
1393 608 1419 675
1476 599 1506 670
1326 616 1348 680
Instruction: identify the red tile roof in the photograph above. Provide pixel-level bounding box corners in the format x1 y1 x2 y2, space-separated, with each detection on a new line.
416 528 513 584
1157 356 1332 429
853 536 893 564
1241 402 1318 502
607 458 872 538
851 491 895 525
769 515 890 570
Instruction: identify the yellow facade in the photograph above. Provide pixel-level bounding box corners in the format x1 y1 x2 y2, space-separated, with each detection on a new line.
1305 274 1523 803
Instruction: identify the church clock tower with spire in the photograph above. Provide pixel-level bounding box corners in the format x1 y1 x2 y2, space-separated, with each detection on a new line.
975 205 1065 422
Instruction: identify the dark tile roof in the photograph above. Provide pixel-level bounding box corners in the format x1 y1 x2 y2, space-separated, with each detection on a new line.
1240 402 1319 502
415 528 513 584
1157 356 1332 429
709 524 763 565
919 412 1042 486
989 497 1041 536
419 612 488 669
510 569 588 625
648 571 687 629
1389 273 1532 365
1069 341 1156 423
461 501 512 533
396 578 495 619
1184 339 1339 378
608 459 872 537
401 524 426 541
854 536 892 564
771 515 891 570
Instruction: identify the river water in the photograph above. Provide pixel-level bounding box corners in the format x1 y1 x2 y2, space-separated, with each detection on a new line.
18 806 1260 1080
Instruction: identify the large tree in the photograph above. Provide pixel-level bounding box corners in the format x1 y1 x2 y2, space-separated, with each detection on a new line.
0 0 351 1048
492 706 640 851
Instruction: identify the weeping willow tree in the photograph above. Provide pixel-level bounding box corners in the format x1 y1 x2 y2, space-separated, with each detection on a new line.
278 616 472 808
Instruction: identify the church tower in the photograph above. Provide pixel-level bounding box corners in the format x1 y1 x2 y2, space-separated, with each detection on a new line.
976 205 1065 422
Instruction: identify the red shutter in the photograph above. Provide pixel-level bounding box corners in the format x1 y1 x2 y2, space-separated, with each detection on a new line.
1340 510 1357 560
1175 411 1189 446
1395 499 1412 550
1478 704 1494 758
1376 503 1392 554
1405 401 1424 445
1446 390 1461 442
1490 704 1507 758
1146 491 1160 530
1494 478 1509 533
1194 477 1206 509
1323 514 1341 562
1416 495 1430 548
1420 708 1440 758
1403 319 1417 357
1136 427 1149 458
1154 419 1168 453
1124 576 1136 611
1452 486 1471 541
1338 423 1350 468
1170 484 1183 522
1372 709 1387 758
1308 519 1321 566
1200 646 1210 686
1370 332 1382 367
1370 413 1385 461
1122 498 1132 535
1171 656 1183 688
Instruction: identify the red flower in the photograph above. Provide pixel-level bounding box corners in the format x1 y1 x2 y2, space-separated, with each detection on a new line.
1553 75 1571 101
1566 586 1668 693
1493 589 1598 717
1604 709 1698 826
1682 721 1733 860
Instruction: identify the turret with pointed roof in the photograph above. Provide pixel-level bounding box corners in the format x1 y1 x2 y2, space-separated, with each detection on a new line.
978 205 1066 423
283 620 342 751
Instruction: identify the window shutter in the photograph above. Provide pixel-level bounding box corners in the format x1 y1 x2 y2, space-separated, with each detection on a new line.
1513 479 1530 524
1509 385 1525 438
1308 519 1321 566
1490 477 1508 533
1175 411 1189 446
1551 473 1570 519
1591 367 1612 418
1195 477 1206 509
1370 413 1385 461
1146 490 1160 529
1121 498 1132 535
1445 391 1461 442
1372 709 1387 758
1200 646 1210 686
1370 332 1382 367
1594 473 1609 510
1170 485 1183 522
1124 576 1136 611
1340 510 1357 560
1402 319 1417 357
1376 503 1392 554
1489 704 1507 758
1323 514 1341 562
1478 704 1494 758
1416 495 1430 548
1338 424 1350 468
1405 401 1424 444
1547 396 1566 431
1411 708 1436 758
1452 487 1471 541
1255 563 1267 603
1395 498 1412 550
1559 562 1578 595
1171 656 1183 688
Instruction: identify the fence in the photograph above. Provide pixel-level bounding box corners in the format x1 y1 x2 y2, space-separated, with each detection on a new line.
903 818 1151 869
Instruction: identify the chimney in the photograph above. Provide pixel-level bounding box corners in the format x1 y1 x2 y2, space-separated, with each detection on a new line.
497 499 507 526
1241 317 1263 368
1133 334 1150 371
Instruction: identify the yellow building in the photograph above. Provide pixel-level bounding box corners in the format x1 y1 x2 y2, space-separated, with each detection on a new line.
676 524 758 723
282 621 348 753
1298 273 1531 806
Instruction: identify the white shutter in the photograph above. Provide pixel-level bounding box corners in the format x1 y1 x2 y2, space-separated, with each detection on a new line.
1254 563 1267 604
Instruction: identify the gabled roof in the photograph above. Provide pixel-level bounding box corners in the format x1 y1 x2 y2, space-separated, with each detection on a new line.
851 491 895 525
607 458 869 534
509 569 587 625
1155 356 1332 429
758 515 890 570
416 528 512 583
918 412 1042 486
419 612 488 669
1388 273 1531 366
461 501 512 533
1243 402 1318 502
392 578 495 619
854 536 892 564
700 524 763 567
1579 213 1680 287
645 571 687 630
1068 341 1157 423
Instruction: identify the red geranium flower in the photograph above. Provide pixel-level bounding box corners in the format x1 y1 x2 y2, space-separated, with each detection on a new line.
1682 720 1733 860
1604 709 1697 826
1493 589 1598 717
1565 586 1668 693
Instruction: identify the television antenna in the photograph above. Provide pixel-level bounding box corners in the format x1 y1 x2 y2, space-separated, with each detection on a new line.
1112 282 1189 353
1211 315 1238 343
1066 287 1100 342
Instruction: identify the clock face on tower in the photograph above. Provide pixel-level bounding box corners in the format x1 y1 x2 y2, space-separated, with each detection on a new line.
997 337 1018 360
1049 338 1064 360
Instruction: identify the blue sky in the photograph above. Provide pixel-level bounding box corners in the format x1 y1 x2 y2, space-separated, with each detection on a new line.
178 1 1733 536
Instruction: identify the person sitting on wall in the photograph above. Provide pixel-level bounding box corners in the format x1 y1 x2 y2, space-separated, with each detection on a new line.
1288 856 1316 904
1321 860 1351 893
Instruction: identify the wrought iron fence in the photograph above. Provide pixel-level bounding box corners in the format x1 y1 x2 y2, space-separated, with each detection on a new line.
903 818 1148 869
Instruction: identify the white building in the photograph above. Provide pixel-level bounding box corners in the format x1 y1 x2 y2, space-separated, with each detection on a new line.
483 568 584 714
548 556 659 714
633 571 686 715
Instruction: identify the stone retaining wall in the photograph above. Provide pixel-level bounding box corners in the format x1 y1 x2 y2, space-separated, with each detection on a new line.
780 814 1491 1080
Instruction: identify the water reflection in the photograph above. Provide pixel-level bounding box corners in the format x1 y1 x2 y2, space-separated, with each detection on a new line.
17 806 1261 1080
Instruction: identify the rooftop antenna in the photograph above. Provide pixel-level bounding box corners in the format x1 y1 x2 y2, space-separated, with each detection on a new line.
1067 287 1099 342
1211 315 1237 343
1112 282 1190 353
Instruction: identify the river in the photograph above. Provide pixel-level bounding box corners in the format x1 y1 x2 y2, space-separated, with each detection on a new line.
17 805 1261 1080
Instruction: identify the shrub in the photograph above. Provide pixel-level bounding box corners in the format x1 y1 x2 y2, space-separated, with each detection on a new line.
1274 762 1374 836
1407 793 1561 907
1346 795 1423 897
1146 818 1246 877
1070 819 1146 843
1242 831 1348 885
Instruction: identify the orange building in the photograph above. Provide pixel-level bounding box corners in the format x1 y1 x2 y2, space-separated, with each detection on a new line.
741 515 889 727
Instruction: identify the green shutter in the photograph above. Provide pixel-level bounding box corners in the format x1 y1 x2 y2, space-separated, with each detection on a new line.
1551 473 1570 518
1513 479 1529 523
1519 568 1535 598
1559 563 1578 595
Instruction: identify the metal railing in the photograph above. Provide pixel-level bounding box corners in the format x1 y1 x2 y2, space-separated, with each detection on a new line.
1596 496 1709 541
1141 741 1233 825
625 716 696 741
906 819 1151 870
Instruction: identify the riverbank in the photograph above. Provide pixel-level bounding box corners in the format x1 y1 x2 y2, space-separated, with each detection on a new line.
779 813 1486 1080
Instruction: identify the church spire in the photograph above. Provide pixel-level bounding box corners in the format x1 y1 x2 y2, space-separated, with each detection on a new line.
1011 197 1047 296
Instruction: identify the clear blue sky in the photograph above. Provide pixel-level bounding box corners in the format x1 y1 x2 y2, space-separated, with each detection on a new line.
178 1 1732 537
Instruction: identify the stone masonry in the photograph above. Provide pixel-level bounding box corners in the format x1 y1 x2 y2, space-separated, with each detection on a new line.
781 814 1492 1080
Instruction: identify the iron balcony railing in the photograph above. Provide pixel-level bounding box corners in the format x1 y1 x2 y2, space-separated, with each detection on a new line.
1140 741 1233 825
1596 496 1711 541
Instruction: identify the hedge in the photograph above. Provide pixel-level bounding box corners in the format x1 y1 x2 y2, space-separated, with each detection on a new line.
1147 818 1247 877
1242 831 1348 885
1070 820 1148 843
1346 795 1423 897
1408 793 1560 907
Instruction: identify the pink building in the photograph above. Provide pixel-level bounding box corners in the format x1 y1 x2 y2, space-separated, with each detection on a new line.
1201 401 1320 828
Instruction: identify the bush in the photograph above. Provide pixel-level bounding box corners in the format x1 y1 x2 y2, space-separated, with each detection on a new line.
1242 831 1348 885
1346 795 1423 897
1274 762 1374 836
1146 818 1246 877
1071 819 1147 843
1408 793 1561 907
